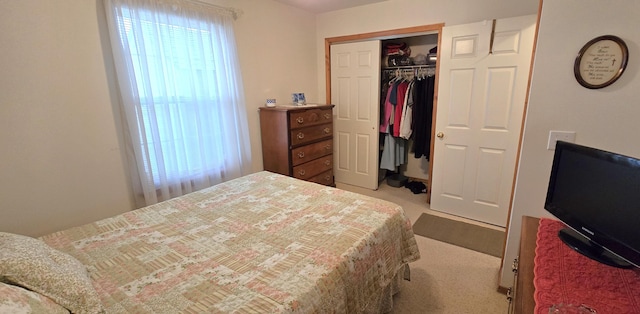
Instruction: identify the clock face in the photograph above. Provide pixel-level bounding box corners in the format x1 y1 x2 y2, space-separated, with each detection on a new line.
574 36 628 89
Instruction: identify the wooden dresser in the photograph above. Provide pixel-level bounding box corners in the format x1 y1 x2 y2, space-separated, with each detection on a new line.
259 105 335 186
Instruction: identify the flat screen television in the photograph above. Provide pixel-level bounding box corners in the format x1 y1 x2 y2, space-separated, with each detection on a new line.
544 141 640 268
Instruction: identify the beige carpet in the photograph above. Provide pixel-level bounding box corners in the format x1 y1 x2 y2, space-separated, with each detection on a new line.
336 180 508 313
412 213 505 258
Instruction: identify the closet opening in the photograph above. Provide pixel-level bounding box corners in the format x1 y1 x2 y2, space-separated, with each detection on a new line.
379 35 438 196
325 24 443 202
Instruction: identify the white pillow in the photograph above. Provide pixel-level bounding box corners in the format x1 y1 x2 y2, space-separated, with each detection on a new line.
0 232 104 314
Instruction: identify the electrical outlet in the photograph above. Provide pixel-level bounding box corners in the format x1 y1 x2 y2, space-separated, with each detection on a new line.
547 131 576 150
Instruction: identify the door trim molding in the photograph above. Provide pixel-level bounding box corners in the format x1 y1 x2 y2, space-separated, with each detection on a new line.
499 4 543 285
324 23 444 201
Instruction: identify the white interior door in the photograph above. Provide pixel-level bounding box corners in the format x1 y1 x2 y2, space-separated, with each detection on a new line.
330 41 381 189
430 15 536 227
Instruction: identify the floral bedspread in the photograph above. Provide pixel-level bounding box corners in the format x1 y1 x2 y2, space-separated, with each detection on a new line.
41 171 420 313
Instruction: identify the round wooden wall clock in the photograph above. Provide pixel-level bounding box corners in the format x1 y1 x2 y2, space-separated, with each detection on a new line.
574 35 628 89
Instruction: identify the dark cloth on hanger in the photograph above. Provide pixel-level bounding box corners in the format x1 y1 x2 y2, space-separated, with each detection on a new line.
389 81 399 106
412 75 435 159
380 79 390 125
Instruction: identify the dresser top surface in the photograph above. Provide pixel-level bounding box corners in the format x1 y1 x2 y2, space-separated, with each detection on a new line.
260 104 334 112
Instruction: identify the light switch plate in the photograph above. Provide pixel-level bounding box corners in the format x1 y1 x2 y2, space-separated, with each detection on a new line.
547 131 576 150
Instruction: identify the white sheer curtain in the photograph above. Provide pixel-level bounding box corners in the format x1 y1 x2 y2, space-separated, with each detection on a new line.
104 0 251 207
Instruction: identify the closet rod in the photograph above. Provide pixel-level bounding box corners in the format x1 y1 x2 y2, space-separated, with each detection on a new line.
382 64 436 70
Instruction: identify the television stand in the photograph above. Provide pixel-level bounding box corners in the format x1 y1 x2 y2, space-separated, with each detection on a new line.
511 216 537 313
511 216 640 313
558 228 632 269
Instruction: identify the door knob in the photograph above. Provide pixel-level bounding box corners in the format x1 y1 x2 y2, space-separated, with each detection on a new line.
437 132 444 139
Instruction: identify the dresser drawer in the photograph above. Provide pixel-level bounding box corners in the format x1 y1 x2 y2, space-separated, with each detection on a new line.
289 108 333 129
290 123 332 147
292 155 333 180
307 169 334 186
291 139 333 166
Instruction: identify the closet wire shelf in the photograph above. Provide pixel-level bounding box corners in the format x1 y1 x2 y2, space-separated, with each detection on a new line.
382 65 436 79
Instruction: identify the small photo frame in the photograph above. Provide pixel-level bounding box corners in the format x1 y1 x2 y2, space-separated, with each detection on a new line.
292 93 306 105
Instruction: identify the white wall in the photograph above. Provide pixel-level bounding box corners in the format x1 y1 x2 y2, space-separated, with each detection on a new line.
501 0 640 287
0 0 133 236
0 0 317 237
226 0 318 174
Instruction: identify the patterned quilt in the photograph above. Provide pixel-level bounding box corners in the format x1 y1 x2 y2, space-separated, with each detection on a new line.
41 171 420 313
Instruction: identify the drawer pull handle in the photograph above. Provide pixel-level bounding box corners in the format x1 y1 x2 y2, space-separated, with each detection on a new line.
298 170 306 176
296 117 304 124
297 132 305 139
324 127 330 134
325 145 331 150
324 175 331 181
298 152 305 158
324 160 331 166
324 113 330 119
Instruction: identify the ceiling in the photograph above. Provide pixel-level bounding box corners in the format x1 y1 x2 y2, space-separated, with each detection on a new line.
271 0 388 13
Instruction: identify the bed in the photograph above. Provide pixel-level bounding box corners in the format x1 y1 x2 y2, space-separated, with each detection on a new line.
0 171 420 313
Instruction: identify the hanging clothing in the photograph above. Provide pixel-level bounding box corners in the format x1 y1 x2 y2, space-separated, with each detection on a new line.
379 77 408 171
412 75 435 159
379 133 407 171
380 80 391 125
378 67 435 170
399 81 414 139
393 81 409 137
380 82 396 133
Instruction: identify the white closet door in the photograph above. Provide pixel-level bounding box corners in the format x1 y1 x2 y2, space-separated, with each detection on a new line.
430 15 537 227
331 41 381 189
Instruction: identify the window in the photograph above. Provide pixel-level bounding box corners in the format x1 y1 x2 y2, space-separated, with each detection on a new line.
104 0 250 206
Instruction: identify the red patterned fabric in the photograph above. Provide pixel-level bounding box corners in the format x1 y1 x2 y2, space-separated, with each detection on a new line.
534 218 640 314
